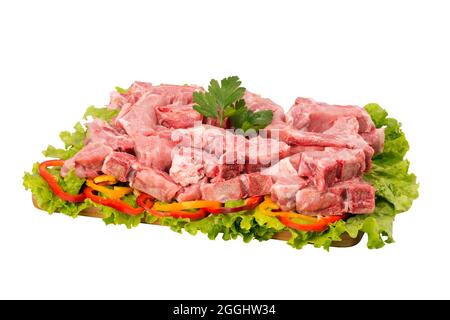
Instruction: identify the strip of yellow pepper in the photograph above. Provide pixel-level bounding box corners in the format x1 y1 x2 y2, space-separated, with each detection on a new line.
152 200 222 212
86 179 132 199
93 175 117 185
258 195 317 222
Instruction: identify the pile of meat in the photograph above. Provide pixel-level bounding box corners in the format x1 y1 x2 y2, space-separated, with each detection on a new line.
62 81 384 216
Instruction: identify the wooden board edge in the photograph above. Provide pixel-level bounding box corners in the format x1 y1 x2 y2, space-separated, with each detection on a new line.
32 196 363 248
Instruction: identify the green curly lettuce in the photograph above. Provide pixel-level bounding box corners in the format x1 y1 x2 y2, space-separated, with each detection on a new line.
23 163 89 217
88 194 144 229
41 106 118 160
83 106 119 123
42 122 86 160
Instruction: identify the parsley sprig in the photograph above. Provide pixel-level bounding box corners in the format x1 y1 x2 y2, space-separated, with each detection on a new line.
193 76 273 131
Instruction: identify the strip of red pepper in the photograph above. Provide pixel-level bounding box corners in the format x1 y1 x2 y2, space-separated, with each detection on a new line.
38 160 86 203
136 193 207 220
278 214 347 232
84 187 144 216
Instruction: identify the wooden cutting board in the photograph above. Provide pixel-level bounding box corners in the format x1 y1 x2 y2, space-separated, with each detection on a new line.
32 197 363 247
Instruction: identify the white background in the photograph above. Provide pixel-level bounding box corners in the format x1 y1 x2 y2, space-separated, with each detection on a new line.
1 0 449 299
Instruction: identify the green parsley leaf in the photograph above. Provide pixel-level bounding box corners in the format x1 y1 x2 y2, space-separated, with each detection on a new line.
193 76 273 131
245 109 273 131
193 76 246 126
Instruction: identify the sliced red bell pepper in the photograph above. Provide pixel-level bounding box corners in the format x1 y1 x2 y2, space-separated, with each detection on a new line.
136 193 154 211
278 214 347 232
136 193 206 220
204 196 263 214
38 160 86 203
84 187 144 216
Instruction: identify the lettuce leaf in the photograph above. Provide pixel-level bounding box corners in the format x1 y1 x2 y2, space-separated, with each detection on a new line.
42 122 86 160
23 163 89 217
42 106 118 161
159 217 190 233
184 205 284 243
83 106 119 123
90 194 144 229
289 200 396 250
364 103 419 214
115 86 128 94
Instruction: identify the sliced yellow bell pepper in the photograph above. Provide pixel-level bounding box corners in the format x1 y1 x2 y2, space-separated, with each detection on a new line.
258 195 317 222
152 200 222 212
86 179 132 199
93 175 117 186
259 195 280 212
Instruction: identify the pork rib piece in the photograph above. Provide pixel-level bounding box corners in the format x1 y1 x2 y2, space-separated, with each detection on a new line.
296 178 375 215
287 97 375 133
102 152 137 182
131 167 181 202
62 143 112 178
200 177 245 202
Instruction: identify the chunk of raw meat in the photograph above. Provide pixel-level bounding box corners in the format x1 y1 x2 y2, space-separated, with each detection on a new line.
122 83 200 106
200 177 245 202
115 93 167 137
101 152 137 182
213 163 244 182
295 179 375 216
171 125 226 150
261 155 300 181
108 91 127 110
299 151 339 191
247 136 290 166
287 153 302 171
323 117 360 135
155 103 203 129
288 145 324 156
296 187 345 215
332 134 374 170
279 129 351 148
170 147 219 186
127 81 154 102
239 173 273 197
86 119 134 152
134 135 175 172
299 148 367 190
176 183 204 202
145 84 201 104
170 149 207 186
271 177 308 211
330 179 375 214
360 128 385 154
346 180 375 213
208 131 248 157
324 148 366 180
62 143 113 178
244 163 269 173
131 167 181 202
287 97 375 133
172 125 250 162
